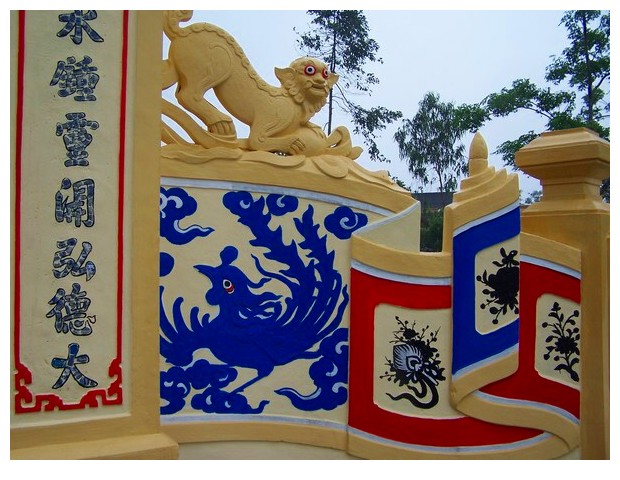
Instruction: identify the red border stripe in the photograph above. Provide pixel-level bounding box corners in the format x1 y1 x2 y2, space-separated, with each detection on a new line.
116 10 129 368
13 10 25 377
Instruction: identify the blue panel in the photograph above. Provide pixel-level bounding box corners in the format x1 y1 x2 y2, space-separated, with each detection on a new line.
452 207 520 375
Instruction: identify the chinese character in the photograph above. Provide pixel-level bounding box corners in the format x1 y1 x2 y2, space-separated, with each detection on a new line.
51 343 98 389
55 178 95 227
50 56 99 101
46 282 96 335
57 10 104 45
53 238 96 281
56 112 99 167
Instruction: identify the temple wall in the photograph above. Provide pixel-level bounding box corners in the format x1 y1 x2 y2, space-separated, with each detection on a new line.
10 10 609 460
158 145 416 450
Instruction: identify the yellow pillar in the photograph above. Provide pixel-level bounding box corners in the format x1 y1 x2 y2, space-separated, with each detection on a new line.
515 128 610 459
10 10 177 459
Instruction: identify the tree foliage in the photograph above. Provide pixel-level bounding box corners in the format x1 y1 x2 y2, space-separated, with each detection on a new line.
485 79 580 138
523 189 543 205
295 10 401 162
546 11 610 124
419 206 444 253
452 10 610 201
394 92 470 206
482 11 610 176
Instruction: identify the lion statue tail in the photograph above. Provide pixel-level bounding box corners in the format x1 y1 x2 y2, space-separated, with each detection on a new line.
162 10 194 89
163 10 194 40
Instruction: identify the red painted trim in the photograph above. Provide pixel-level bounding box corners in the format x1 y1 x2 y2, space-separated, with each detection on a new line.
13 10 25 385
14 11 130 413
348 268 541 448
113 9 130 404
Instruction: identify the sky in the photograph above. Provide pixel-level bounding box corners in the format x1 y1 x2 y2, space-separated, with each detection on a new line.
5 2 611 196
161 4 611 198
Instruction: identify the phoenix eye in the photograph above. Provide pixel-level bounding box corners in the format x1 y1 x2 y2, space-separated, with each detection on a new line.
304 65 317 76
321 67 329 79
222 279 235 294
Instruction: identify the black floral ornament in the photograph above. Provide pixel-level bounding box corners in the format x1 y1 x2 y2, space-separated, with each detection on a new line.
542 301 580 382
477 247 520 324
380 316 445 409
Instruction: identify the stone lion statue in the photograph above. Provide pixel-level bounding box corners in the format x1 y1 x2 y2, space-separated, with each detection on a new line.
162 11 362 159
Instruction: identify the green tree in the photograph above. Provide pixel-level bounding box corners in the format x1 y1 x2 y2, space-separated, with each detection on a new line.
388 175 444 252
394 92 470 208
523 189 543 205
419 206 444 253
390 175 412 192
481 11 610 200
546 11 610 127
295 10 402 162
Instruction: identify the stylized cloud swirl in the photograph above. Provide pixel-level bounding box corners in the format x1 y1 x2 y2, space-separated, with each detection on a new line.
324 206 368 240
266 194 299 216
160 187 214 245
160 252 175 277
191 386 269 414
160 359 250 414
275 327 349 411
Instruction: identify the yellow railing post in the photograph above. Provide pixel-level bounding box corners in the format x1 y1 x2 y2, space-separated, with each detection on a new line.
515 127 610 459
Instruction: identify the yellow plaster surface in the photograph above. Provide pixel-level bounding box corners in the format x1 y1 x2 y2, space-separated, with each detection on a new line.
443 133 520 250
521 232 581 273
347 432 570 460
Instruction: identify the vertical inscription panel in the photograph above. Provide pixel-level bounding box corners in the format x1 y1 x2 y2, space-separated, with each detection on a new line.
13 11 128 421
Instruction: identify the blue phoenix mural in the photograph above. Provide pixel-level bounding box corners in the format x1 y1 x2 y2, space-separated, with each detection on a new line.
159 188 368 415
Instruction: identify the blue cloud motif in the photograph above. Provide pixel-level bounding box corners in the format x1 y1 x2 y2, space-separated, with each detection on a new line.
160 252 175 277
222 190 262 217
266 194 299 216
160 187 214 245
160 359 241 415
275 327 349 411
191 387 269 414
324 206 368 239
185 359 238 390
160 366 191 415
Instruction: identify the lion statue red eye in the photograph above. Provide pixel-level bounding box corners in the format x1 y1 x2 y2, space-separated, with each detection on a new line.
322 68 329 79
304 65 316 76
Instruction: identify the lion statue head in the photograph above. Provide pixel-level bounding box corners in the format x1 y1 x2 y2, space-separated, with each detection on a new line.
275 57 339 114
